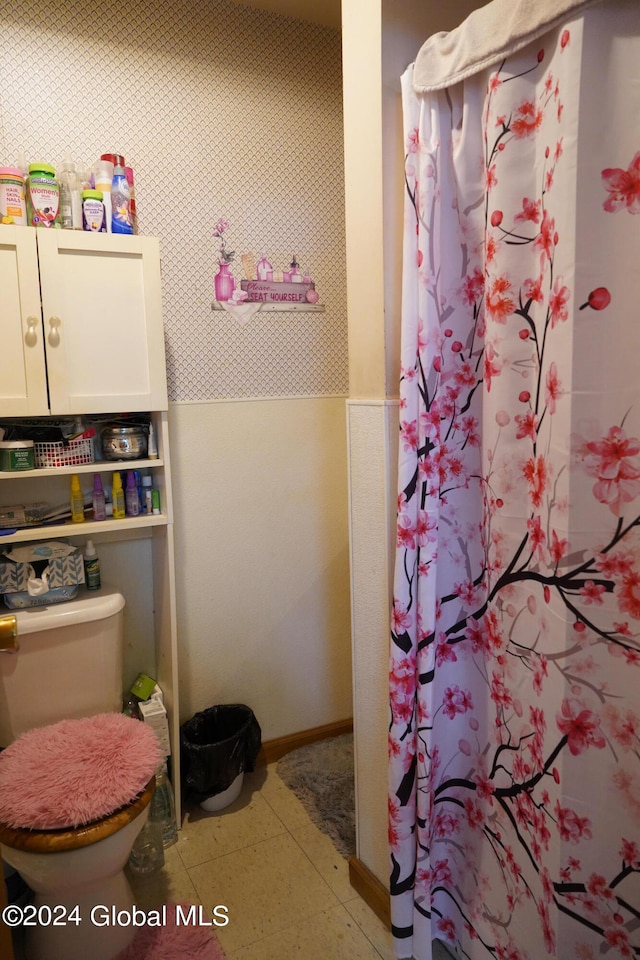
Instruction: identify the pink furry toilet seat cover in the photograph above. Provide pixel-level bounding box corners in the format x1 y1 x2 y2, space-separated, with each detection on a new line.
0 713 163 830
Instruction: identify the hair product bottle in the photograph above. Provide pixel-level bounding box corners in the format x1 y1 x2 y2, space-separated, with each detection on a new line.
125 471 140 516
70 474 85 523
92 474 106 521
112 472 126 519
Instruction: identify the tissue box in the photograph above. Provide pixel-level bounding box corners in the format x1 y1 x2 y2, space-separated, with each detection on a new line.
0 541 85 595
139 699 171 755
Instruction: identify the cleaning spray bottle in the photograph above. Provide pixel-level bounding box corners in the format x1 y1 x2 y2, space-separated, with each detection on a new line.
83 540 101 591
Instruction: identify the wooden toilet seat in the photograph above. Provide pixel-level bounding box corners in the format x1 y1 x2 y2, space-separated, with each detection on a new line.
0 775 155 853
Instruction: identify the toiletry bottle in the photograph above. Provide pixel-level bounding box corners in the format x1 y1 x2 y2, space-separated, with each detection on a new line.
83 540 101 590
290 255 302 282
147 421 158 459
93 159 113 234
70 474 85 522
256 254 273 281
142 475 153 514
110 157 133 234
112 472 126 519
125 166 137 233
58 153 82 230
152 488 161 515
125 470 140 516
92 474 106 520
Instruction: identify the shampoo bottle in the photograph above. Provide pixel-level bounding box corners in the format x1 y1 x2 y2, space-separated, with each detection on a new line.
92 474 106 520
112 472 126 519
83 540 101 591
70 474 85 522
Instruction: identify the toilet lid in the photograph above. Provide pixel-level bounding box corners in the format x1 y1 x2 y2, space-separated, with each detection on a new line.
0 713 162 830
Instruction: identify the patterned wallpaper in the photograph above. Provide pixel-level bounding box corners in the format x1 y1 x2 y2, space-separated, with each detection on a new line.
0 0 348 401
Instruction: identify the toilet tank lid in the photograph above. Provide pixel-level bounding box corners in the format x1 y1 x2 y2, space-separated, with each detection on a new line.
10 586 125 637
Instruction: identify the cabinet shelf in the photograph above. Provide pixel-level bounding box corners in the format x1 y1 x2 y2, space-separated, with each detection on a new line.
0 513 168 545
0 459 164 480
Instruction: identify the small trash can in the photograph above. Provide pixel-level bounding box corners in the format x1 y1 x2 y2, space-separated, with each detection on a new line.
180 704 261 811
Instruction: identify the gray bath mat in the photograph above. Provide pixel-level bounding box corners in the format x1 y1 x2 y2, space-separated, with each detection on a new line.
276 733 355 858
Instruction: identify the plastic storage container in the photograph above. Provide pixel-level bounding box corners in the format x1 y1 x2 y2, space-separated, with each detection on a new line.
0 167 27 225
26 163 60 228
0 441 34 472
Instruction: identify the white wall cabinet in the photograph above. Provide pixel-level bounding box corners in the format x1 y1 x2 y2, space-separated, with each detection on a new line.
1 226 168 416
0 229 180 820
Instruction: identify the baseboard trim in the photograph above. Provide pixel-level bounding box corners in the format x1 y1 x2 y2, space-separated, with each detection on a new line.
257 718 353 765
349 856 391 929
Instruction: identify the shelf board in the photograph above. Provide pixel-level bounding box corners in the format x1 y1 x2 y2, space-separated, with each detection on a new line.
211 301 325 313
0 514 168 544
0 458 163 479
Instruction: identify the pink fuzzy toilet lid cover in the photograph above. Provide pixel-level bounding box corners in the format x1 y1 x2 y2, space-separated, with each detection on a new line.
0 713 163 830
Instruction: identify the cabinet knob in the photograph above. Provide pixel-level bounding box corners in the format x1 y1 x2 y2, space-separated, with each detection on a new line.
48 316 62 347
24 316 40 347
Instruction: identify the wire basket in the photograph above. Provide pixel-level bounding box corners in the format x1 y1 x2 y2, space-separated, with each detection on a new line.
34 437 95 469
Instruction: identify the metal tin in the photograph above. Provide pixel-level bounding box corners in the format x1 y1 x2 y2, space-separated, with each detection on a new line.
101 426 148 461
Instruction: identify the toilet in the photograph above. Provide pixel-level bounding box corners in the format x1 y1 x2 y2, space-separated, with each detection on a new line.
0 588 160 960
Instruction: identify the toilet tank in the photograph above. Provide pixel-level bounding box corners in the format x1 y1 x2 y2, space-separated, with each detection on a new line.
0 587 125 747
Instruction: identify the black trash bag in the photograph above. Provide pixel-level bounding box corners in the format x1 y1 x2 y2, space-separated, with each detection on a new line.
180 704 261 802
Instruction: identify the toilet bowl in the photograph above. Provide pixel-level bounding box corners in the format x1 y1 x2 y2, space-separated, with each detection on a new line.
0 776 155 960
0 589 163 960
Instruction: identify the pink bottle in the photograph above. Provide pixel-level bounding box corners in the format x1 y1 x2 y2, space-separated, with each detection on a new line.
256 255 273 281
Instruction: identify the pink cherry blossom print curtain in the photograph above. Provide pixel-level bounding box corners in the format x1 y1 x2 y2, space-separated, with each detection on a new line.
389 2 640 959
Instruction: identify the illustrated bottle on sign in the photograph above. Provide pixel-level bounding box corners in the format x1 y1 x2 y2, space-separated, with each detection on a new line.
70 474 85 523
92 474 106 521
256 255 273 281
289 255 302 282
58 153 82 230
125 471 140 516
83 540 101 591
112 472 126 519
110 155 134 234
93 159 113 234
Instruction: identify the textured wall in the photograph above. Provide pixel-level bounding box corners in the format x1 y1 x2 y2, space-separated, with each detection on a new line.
0 0 347 400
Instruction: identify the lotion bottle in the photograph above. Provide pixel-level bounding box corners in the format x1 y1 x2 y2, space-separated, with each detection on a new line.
112 472 126 519
125 470 140 516
70 474 85 523
92 474 106 521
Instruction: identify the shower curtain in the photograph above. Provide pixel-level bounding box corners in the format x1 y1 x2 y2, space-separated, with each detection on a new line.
389 2 640 958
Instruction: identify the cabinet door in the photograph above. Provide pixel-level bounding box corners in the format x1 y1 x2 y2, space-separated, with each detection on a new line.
36 231 169 415
0 226 49 416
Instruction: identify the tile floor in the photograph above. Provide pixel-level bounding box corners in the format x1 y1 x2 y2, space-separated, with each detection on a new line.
128 760 455 960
